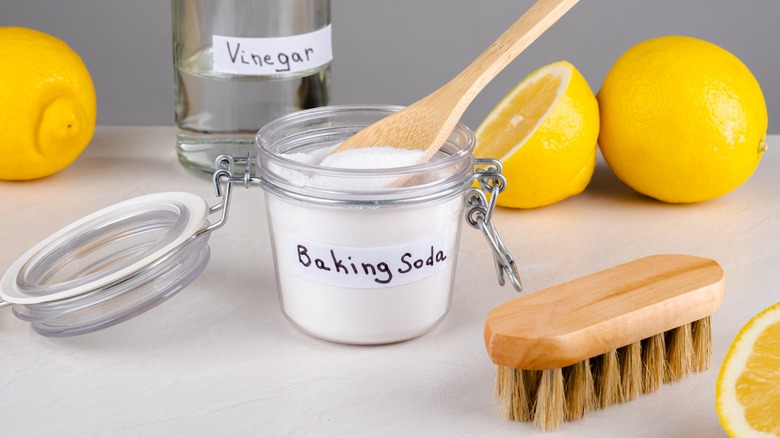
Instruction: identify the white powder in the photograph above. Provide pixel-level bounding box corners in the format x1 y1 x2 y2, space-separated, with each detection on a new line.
265 146 464 344
282 145 424 169
280 146 426 190
319 146 424 169
281 148 332 165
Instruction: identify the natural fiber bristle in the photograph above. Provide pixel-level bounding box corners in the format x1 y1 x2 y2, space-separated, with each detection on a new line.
619 343 642 402
523 369 540 398
563 359 595 421
594 349 623 408
496 366 531 421
666 323 694 381
533 369 565 431
641 333 666 393
691 316 712 372
493 317 714 431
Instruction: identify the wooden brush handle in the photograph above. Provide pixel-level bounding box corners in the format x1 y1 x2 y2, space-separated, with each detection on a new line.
484 254 726 370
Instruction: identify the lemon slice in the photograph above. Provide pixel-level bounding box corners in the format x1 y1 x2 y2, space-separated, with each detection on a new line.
716 302 780 437
474 61 599 209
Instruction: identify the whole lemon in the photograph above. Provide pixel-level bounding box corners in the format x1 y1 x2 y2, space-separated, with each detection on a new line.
597 36 767 203
0 27 96 181
475 61 599 209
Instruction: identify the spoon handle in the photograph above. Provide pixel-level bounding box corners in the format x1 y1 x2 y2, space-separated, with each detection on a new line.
434 0 579 113
332 0 579 156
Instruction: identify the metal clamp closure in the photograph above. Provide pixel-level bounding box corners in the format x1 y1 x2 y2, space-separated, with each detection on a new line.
194 154 522 294
466 159 523 292
195 154 260 238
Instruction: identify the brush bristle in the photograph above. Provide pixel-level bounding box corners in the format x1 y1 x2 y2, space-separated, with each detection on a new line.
496 366 531 421
494 317 713 431
665 323 694 381
594 349 622 408
691 316 711 372
533 369 565 431
563 359 595 421
619 343 642 402
641 333 666 393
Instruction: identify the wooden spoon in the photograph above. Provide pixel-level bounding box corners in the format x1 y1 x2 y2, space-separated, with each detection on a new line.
331 0 579 161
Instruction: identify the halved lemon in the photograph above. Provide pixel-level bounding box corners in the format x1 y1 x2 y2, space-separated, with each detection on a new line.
474 61 599 209
716 301 780 437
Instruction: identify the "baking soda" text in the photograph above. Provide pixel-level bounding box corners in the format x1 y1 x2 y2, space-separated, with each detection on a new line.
296 244 447 285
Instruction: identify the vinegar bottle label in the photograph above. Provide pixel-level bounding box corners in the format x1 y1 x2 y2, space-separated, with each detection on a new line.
212 24 332 76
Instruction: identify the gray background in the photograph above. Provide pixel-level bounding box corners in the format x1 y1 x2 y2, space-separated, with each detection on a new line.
2 0 778 133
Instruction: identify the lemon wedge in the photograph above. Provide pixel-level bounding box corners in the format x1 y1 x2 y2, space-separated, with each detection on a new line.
474 61 599 209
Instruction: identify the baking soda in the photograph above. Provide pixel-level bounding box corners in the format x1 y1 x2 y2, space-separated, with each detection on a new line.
319 146 424 169
266 146 464 344
281 146 426 190
285 146 424 169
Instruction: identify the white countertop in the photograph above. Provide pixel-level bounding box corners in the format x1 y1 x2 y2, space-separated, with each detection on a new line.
1 127 777 437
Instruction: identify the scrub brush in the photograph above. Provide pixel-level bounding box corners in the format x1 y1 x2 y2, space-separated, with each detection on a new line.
484 254 725 431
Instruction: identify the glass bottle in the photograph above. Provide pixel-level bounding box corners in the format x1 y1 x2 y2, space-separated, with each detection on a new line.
172 0 331 174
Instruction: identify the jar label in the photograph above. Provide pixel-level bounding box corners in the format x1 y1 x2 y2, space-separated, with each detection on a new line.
212 24 332 76
290 232 451 289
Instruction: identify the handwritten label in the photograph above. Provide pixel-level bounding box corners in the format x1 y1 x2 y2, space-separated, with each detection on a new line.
290 232 450 289
212 24 332 75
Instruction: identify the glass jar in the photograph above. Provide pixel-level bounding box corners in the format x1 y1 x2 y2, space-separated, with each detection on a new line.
255 105 513 344
172 0 332 174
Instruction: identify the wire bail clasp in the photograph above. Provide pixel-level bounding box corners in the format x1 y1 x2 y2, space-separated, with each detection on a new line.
195 154 260 238
466 158 523 292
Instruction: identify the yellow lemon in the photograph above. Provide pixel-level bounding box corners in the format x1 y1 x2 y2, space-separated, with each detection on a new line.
716 301 780 437
474 61 599 209
0 27 96 180
597 36 767 203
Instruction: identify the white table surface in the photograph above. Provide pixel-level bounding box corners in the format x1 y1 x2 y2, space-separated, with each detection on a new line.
1 127 777 437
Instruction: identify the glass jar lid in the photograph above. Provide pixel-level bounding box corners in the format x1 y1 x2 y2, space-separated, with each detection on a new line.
0 192 211 337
